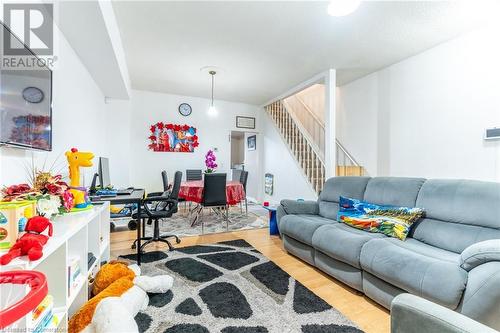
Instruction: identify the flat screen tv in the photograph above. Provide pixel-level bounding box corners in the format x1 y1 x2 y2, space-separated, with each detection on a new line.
0 22 53 151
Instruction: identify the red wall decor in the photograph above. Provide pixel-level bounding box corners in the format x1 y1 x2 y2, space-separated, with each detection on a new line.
148 122 199 152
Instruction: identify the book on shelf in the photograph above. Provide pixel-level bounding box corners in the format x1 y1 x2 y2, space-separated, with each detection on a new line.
28 295 53 330
68 256 82 296
88 252 96 269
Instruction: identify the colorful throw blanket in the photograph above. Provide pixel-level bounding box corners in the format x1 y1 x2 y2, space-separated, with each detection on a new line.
337 196 424 240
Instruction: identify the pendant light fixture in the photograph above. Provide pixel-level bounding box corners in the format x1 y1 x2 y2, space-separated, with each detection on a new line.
208 70 217 116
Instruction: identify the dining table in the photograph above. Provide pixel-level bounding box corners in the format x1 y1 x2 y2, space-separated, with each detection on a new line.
178 180 245 205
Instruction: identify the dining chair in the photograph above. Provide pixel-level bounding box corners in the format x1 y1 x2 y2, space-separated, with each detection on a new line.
131 171 182 252
186 169 203 181
240 170 249 215
197 173 229 233
232 169 242 182
184 169 202 212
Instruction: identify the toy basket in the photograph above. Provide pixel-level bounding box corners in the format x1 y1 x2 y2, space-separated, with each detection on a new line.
0 270 48 330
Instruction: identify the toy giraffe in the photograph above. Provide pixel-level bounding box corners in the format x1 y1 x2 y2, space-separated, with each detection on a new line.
65 148 94 209
65 148 94 187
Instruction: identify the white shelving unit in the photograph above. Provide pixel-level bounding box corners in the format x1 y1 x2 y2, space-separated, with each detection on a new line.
0 202 110 330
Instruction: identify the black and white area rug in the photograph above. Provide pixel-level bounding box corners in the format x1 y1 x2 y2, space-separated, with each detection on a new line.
120 240 363 333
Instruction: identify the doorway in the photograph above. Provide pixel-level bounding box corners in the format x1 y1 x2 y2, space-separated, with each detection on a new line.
230 131 245 170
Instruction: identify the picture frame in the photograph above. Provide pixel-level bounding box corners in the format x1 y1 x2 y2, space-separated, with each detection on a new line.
247 135 256 151
236 116 256 129
265 173 274 195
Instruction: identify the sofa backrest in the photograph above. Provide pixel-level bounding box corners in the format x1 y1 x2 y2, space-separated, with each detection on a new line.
363 177 426 207
319 176 371 219
411 179 500 253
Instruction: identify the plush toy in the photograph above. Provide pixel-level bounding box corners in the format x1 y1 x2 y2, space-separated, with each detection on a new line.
69 260 173 333
0 216 53 265
65 148 94 209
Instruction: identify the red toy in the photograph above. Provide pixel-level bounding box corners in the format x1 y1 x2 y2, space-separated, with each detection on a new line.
0 216 53 265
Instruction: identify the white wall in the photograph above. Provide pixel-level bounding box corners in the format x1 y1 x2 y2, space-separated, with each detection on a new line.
0 25 109 187
260 111 317 204
337 25 500 181
103 99 132 188
128 90 260 196
336 76 379 176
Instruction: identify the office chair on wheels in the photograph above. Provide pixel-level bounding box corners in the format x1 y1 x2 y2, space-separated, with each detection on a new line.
127 170 170 231
131 171 182 252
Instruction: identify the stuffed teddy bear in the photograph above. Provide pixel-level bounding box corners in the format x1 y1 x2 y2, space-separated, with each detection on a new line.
0 216 53 265
69 260 173 333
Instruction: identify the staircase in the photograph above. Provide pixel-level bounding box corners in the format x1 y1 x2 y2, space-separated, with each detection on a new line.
335 139 364 177
265 100 364 195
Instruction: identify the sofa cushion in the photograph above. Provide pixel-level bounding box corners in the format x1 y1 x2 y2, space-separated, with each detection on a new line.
279 214 336 246
360 238 467 309
318 177 371 219
364 177 425 207
412 179 500 253
312 223 385 268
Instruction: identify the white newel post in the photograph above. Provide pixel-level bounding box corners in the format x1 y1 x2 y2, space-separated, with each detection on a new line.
324 69 337 179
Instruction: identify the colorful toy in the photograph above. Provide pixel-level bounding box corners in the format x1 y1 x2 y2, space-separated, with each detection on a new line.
0 216 53 265
0 201 36 250
0 271 48 330
18 204 34 232
65 148 94 209
68 260 173 333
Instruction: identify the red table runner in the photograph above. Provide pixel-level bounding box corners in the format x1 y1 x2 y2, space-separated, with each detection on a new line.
178 180 245 205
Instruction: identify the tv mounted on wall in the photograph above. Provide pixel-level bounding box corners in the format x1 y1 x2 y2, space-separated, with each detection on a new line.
0 22 53 151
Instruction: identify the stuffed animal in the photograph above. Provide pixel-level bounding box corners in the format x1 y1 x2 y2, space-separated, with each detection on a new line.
0 216 53 265
65 148 94 209
69 260 173 333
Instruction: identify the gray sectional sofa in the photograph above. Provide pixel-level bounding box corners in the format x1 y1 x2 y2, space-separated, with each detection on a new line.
391 294 499 333
277 177 500 330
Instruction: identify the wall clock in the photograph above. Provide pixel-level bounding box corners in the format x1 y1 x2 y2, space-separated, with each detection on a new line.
178 103 192 116
22 87 44 103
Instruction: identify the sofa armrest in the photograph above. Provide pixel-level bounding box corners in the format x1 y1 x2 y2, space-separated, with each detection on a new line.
460 240 500 271
391 294 499 333
279 199 319 215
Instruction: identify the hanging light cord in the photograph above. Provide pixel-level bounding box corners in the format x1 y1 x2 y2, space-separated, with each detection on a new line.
210 70 216 107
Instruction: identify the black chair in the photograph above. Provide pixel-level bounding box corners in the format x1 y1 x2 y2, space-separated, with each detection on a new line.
232 169 242 182
131 171 182 252
240 170 249 215
186 169 202 181
161 170 169 191
146 170 169 198
193 173 229 233
184 169 202 212
127 171 169 230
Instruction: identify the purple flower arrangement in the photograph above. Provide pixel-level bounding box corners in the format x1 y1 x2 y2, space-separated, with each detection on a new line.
205 150 218 173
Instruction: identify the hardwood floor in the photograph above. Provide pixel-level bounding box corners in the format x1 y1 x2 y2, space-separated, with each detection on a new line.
111 228 390 333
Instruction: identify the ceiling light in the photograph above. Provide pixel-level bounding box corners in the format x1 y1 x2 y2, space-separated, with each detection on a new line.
208 70 218 117
208 105 217 116
327 0 361 17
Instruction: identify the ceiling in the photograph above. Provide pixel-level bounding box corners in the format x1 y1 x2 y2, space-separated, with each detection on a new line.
112 1 484 105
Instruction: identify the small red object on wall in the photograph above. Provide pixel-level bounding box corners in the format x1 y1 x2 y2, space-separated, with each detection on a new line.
148 122 199 152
